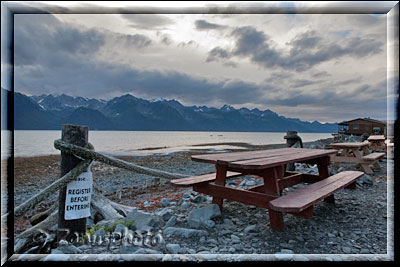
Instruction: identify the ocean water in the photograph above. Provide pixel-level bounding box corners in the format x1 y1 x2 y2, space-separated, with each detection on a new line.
4 130 333 158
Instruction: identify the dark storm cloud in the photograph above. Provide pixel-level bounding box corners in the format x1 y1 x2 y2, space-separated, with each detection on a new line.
287 30 322 55
14 14 105 67
224 26 384 72
262 79 387 110
13 14 264 104
264 72 293 83
194 19 226 31
177 40 198 49
13 13 388 118
206 47 237 68
15 14 153 69
113 33 152 48
160 34 173 46
17 57 265 105
121 14 174 30
206 47 231 62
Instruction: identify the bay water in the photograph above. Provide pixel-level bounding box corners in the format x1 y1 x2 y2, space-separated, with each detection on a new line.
4 130 333 158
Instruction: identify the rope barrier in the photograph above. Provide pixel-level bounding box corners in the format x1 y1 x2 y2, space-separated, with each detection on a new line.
8 139 189 219
54 139 189 180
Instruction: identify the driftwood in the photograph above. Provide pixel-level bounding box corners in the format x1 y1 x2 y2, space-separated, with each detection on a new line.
90 186 136 221
14 187 136 254
14 209 58 254
29 203 57 226
91 188 124 221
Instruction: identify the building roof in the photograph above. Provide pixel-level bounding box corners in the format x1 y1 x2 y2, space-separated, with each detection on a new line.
338 118 386 125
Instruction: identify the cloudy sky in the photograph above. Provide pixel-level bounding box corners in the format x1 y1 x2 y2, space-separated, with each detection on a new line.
9 2 398 123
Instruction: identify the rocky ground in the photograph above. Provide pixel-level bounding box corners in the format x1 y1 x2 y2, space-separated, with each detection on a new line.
7 136 395 261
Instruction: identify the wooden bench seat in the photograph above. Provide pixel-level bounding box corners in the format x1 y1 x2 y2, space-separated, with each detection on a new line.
170 171 242 187
362 152 385 161
269 171 364 213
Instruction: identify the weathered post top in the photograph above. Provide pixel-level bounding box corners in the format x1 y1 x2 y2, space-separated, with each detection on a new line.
284 130 303 148
58 124 89 243
61 124 88 147
284 130 303 172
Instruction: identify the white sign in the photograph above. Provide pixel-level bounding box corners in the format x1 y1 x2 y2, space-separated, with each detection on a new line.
64 165 93 220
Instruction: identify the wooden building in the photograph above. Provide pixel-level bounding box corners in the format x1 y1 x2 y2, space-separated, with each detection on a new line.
338 118 386 136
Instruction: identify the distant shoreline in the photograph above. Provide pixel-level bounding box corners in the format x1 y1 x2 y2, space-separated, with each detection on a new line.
10 137 334 159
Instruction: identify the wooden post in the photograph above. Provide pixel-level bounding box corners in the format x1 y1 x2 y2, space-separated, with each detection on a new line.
57 124 88 243
284 131 302 171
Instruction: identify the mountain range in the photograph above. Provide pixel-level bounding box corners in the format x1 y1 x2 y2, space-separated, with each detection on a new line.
4 88 338 132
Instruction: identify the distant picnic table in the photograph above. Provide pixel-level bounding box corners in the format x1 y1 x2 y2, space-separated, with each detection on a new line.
367 135 386 149
329 142 384 174
171 147 363 230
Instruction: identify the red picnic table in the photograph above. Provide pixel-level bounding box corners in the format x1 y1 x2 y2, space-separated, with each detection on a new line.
171 147 364 230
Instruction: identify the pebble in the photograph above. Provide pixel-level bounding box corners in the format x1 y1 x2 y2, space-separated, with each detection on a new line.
165 215 177 228
156 208 173 222
230 234 241 244
180 202 191 209
163 227 208 238
187 204 221 228
160 198 172 207
192 195 207 203
244 224 258 233
341 246 352 253
233 244 243 251
166 244 180 254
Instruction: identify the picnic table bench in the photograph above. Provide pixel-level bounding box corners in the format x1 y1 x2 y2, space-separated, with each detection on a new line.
329 142 384 174
170 148 364 230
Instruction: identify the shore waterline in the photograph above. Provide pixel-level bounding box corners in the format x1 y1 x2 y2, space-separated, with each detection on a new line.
9 130 333 158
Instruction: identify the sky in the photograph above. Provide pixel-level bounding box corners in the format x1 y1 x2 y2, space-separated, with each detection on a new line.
7 1 399 123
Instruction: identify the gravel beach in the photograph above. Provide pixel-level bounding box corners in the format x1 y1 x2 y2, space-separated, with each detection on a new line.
8 137 394 261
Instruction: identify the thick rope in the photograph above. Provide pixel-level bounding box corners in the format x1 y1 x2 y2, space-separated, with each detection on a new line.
54 139 188 180
7 140 189 219
1 159 92 220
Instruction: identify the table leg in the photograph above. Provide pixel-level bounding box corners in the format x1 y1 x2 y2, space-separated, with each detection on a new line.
212 164 228 211
269 210 284 230
259 166 285 230
363 146 371 155
373 161 381 170
362 146 381 170
353 148 374 174
333 149 345 167
317 156 335 203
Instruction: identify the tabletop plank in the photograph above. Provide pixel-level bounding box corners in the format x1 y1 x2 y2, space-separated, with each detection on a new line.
191 147 295 164
226 149 337 169
367 135 385 141
192 148 337 169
